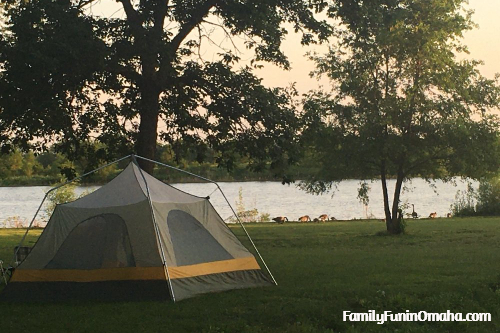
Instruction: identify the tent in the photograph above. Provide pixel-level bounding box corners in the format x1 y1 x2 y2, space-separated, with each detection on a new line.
1 156 275 302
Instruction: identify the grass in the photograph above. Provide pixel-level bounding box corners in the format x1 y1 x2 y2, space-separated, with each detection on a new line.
1 218 500 332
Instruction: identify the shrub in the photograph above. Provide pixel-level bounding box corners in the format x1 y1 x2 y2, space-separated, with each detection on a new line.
44 183 78 221
451 182 477 217
227 187 270 223
259 213 271 222
4 216 26 228
476 176 500 216
451 176 500 217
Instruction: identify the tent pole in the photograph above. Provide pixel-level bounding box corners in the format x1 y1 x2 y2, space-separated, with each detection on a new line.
12 192 49 264
135 155 217 183
13 154 134 265
132 156 176 302
134 155 278 286
215 184 278 285
0 260 7 285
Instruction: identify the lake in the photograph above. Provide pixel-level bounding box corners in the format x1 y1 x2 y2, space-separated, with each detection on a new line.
0 178 474 228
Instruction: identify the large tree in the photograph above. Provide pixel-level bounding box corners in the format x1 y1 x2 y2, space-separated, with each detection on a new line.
0 0 331 174
301 0 500 233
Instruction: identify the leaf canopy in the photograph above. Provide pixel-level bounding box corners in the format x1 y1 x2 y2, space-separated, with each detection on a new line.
302 0 500 194
0 0 332 175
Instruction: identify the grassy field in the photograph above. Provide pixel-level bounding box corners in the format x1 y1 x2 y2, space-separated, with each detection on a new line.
1 218 500 332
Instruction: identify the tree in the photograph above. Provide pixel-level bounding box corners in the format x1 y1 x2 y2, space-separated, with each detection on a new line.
0 0 332 175
301 0 500 234
22 151 39 177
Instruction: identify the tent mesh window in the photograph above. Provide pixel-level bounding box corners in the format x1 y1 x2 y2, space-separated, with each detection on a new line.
167 210 233 266
45 214 136 269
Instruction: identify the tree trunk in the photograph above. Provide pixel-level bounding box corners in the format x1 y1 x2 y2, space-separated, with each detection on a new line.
388 167 405 234
380 161 393 231
136 87 160 174
381 160 406 234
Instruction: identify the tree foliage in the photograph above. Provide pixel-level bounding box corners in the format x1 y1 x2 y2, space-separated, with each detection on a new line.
302 0 500 233
0 0 332 176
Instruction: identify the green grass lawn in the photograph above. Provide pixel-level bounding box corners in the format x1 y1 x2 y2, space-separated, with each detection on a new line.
1 218 500 332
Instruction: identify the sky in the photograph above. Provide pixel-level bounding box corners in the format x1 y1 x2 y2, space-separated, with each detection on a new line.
254 0 500 95
91 0 500 95
460 1 500 79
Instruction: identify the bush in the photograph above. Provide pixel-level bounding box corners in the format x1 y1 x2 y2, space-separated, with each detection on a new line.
259 212 271 222
0 175 62 186
44 183 78 221
476 176 500 216
451 176 500 217
451 182 477 217
227 187 270 223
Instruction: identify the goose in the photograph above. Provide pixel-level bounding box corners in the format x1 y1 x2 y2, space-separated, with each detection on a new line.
411 204 418 219
298 215 311 222
272 216 288 224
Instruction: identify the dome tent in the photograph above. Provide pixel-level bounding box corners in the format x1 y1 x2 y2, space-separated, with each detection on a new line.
1 155 275 302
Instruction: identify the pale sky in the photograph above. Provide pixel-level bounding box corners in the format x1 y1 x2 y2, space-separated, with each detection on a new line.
91 0 500 95
461 1 500 79
254 0 500 95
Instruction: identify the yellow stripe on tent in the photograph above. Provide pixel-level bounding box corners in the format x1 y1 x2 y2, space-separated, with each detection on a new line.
11 257 260 282
168 257 260 279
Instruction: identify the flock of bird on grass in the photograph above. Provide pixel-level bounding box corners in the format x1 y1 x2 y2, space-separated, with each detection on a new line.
271 214 332 224
272 204 452 224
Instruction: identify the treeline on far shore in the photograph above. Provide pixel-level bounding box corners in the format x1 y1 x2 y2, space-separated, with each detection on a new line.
0 148 317 186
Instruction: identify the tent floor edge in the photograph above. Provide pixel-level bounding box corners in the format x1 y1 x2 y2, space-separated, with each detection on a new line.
0 280 171 303
171 269 273 301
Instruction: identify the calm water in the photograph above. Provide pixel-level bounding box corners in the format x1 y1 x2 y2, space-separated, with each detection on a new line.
0 178 474 227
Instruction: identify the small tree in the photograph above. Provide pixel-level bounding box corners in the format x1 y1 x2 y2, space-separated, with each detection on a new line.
44 183 78 220
22 151 40 177
232 187 259 223
302 0 500 234
44 182 95 220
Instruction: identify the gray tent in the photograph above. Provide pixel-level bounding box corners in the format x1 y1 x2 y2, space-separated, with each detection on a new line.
2 157 274 301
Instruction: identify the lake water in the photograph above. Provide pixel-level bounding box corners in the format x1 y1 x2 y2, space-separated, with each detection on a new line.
0 178 474 227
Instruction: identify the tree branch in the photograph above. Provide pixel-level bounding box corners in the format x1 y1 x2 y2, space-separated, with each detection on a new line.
75 0 99 10
111 63 142 85
169 0 217 52
405 146 450 176
156 0 217 87
153 0 168 38
201 19 243 56
117 0 143 39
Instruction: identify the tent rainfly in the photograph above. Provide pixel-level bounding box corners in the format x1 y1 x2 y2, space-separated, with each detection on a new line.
1 155 275 302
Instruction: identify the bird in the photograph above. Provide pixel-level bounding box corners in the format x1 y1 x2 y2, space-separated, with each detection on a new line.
411 204 418 219
272 216 288 224
446 213 452 218
429 212 437 219
298 215 311 222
